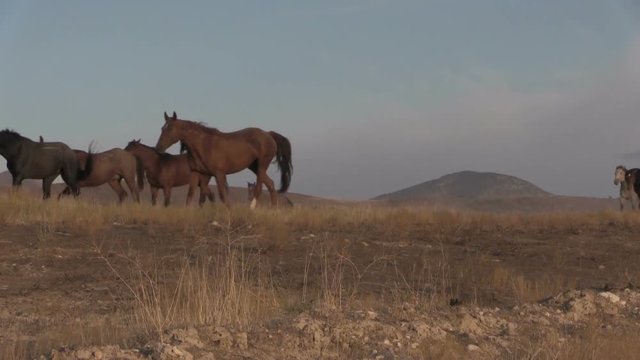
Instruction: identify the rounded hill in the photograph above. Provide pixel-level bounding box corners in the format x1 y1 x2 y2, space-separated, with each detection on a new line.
373 171 551 201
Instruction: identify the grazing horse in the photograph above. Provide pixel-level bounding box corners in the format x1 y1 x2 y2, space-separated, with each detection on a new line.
58 148 142 203
124 139 214 207
248 181 293 207
0 129 93 199
156 112 292 208
614 165 640 211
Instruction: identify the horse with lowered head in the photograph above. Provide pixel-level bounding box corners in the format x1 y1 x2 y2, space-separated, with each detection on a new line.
125 139 214 206
58 147 142 203
0 129 93 199
614 165 640 211
156 111 292 208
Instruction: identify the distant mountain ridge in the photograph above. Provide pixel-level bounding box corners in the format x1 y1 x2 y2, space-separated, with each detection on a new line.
373 171 552 201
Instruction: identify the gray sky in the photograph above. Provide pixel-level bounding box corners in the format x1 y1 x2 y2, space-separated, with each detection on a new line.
1 1 640 199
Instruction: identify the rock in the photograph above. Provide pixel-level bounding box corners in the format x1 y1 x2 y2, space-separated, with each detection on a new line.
75 349 92 359
468 344 480 351
213 327 234 350
169 328 205 349
599 292 621 304
236 331 249 350
458 313 484 338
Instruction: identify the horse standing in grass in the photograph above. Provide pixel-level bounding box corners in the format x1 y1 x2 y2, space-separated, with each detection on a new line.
156 112 292 208
125 139 214 206
0 129 93 199
614 165 640 211
58 148 142 203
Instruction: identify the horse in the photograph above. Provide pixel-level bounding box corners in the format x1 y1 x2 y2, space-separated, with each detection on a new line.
124 139 214 207
0 129 93 199
156 111 292 208
248 181 293 207
58 148 142 203
614 165 640 211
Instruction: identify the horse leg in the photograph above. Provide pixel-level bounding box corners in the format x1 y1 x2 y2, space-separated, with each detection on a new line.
12 175 23 187
203 176 214 203
58 186 72 200
258 167 278 207
620 197 624 212
42 175 56 200
186 175 197 206
150 186 159 206
123 175 140 203
250 175 264 210
107 179 128 204
263 175 278 207
196 175 208 206
163 187 172 207
214 172 230 206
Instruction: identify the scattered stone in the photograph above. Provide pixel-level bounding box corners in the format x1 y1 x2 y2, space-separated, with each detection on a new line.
599 291 621 304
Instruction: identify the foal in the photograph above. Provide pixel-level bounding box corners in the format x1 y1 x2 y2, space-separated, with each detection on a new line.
614 165 640 211
125 140 214 206
248 181 293 207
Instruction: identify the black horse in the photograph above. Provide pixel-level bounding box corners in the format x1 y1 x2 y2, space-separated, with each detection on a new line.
0 129 93 199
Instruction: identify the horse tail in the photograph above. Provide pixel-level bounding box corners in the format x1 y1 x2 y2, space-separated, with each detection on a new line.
76 143 94 182
269 131 292 193
135 156 145 190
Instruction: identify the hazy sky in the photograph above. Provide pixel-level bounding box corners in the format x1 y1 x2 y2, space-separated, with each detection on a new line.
1 1 640 199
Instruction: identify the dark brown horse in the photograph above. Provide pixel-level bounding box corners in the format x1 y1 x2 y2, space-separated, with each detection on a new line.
156 112 292 208
58 148 142 203
0 129 93 199
125 139 214 206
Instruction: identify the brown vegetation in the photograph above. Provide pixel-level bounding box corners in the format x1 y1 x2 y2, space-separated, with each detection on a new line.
0 191 639 359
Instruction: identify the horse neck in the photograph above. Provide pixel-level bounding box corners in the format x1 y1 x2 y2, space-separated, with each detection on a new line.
0 135 29 159
620 179 632 195
177 123 217 154
133 146 162 173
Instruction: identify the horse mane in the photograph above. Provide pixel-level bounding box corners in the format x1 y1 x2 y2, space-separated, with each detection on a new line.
0 129 23 140
180 119 220 134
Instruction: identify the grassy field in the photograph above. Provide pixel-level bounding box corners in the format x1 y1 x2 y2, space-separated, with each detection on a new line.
1 191 640 359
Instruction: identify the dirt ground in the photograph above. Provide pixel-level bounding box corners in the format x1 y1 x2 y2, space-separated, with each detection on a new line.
1 203 640 359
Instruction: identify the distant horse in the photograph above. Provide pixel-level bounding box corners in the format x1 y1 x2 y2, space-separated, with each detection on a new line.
248 181 293 207
58 148 142 203
125 139 214 206
0 129 93 199
614 165 640 211
156 111 292 208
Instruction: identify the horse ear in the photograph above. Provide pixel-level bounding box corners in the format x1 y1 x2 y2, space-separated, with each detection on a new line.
172 111 177 119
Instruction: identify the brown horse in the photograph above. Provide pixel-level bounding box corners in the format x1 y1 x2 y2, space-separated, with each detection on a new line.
156 112 292 208
58 148 141 203
125 139 214 207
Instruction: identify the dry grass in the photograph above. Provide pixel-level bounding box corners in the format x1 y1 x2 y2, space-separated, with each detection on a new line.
95 213 279 342
515 322 640 360
0 191 639 358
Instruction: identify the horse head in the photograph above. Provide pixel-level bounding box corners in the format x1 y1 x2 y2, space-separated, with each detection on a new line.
615 165 628 185
124 139 142 151
156 111 180 152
